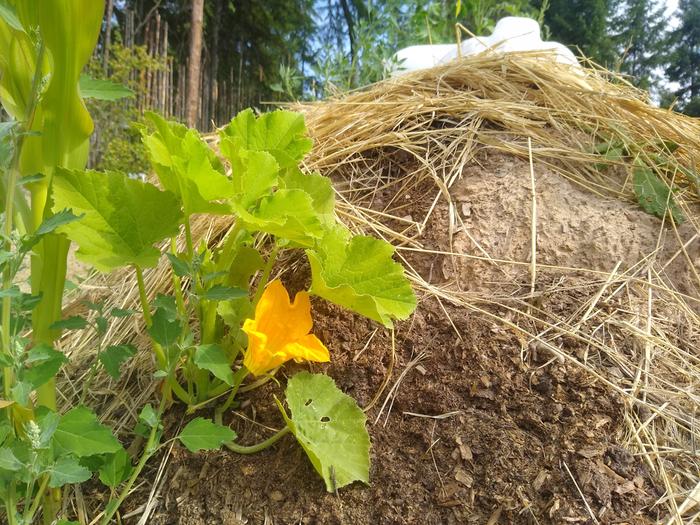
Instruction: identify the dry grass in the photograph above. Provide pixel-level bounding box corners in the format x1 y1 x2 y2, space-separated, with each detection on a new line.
60 52 700 523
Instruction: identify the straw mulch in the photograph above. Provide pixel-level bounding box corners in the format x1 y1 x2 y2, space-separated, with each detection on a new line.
61 52 700 523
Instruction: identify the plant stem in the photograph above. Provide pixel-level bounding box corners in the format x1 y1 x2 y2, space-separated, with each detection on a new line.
169 237 187 316
224 426 291 455
23 474 49 524
252 244 280 307
134 265 167 369
100 397 166 525
214 367 248 422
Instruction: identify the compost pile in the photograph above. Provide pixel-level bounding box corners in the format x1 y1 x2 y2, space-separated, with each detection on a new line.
64 52 700 524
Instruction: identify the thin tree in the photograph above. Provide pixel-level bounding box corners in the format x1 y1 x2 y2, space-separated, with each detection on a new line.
103 0 114 75
666 0 700 114
186 0 204 128
610 0 668 90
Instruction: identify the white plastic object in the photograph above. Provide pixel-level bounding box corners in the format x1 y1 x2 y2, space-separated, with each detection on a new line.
391 17 580 75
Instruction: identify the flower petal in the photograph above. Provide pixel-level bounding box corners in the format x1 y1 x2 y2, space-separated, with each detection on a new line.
254 280 312 348
242 320 280 376
285 334 330 364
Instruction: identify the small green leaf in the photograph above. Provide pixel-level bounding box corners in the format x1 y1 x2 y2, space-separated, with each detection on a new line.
49 456 91 488
0 448 23 471
49 316 88 331
166 253 190 277
35 209 84 237
110 307 137 318
282 372 370 492
99 345 137 380
148 308 182 348
199 285 247 302
306 227 416 327
51 169 183 272
36 409 61 449
79 75 134 100
56 520 80 525
22 345 68 389
633 162 684 224
98 448 133 488
178 418 235 452
193 345 234 386
53 407 122 458
138 404 159 429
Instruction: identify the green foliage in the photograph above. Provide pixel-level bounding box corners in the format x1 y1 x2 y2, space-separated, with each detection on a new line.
193 345 234 385
281 372 370 492
53 407 122 458
178 418 236 452
99 344 137 380
51 168 183 272
307 227 417 328
633 162 684 223
666 0 700 112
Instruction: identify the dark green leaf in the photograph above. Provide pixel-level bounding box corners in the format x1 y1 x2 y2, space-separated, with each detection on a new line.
49 316 88 331
178 418 235 452
148 308 182 348
193 345 234 385
53 407 122 458
98 448 132 488
110 307 136 318
166 253 190 277
633 162 685 224
49 456 91 487
199 285 247 302
0 448 23 472
99 345 136 380
22 345 68 389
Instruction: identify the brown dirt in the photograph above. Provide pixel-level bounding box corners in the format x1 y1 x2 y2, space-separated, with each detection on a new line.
132 150 695 525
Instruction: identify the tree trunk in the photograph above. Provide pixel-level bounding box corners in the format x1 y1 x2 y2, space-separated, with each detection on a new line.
210 0 222 126
186 0 205 128
102 0 114 75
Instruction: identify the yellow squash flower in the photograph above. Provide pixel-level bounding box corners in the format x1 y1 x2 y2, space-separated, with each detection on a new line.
242 279 330 377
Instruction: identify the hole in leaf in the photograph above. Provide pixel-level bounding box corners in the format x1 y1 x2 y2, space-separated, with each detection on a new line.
320 416 330 422
304 399 313 406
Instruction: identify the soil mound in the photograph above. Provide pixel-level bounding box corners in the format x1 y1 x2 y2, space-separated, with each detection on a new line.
64 53 700 524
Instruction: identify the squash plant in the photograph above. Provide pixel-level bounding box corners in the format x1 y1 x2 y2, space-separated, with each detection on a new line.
0 2 416 524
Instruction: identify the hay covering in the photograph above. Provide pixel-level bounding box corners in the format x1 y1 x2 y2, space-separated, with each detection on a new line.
61 52 700 522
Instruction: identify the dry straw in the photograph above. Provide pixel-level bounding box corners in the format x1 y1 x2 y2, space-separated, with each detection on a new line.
60 52 699 523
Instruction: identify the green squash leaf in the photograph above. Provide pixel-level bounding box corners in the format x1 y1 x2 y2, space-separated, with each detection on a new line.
49 456 91 488
51 169 183 272
143 112 233 216
633 162 685 224
53 407 121 458
282 169 335 226
79 75 134 101
193 344 234 386
178 418 236 452
281 372 370 492
306 227 416 327
99 345 137 380
237 189 325 247
219 109 313 170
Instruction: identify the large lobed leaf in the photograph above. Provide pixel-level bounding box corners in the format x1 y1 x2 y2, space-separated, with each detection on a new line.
306 227 416 328
143 112 233 216
219 108 313 170
281 372 370 492
51 169 183 272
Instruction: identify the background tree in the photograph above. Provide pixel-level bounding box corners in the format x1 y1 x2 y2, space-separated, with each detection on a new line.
186 0 204 127
536 0 617 65
666 0 700 115
610 0 668 91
